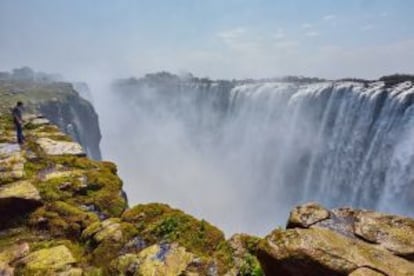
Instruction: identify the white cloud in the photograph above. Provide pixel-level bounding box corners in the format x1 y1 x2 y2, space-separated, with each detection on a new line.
217 27 246 41
305 31 320 37
273 28 285 40
361 24 374 31
323 14 336 21
301 23 313 29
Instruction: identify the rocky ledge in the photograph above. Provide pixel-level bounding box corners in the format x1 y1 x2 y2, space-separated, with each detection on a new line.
258 202 414 275
0 114 414 275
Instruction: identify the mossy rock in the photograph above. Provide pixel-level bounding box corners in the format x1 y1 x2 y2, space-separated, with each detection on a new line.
122 203 224 256
228 234 263 276
257 227 414 275
81 218 138 271
121 203 233 273
15 245 78 275
110 243 194 276
29 201 99 239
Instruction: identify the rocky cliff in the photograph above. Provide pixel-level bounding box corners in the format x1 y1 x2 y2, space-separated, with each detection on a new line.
0 80 101 160
0 114 262 275
1 113 414 275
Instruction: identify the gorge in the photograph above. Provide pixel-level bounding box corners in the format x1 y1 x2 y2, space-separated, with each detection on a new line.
100 73 414 235
1 72 414 275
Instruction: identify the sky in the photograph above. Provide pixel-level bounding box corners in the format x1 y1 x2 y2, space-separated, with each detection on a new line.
1 0 414 80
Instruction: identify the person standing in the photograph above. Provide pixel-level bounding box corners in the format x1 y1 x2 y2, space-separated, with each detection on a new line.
12 101 25 145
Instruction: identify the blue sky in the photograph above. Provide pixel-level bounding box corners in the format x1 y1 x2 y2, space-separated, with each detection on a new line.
1 0 413 80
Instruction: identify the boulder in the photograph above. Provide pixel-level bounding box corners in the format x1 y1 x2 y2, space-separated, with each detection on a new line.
111 243 194 276
0 180 41 201
17 245 77 273
0 181 42 221
82 218 124 243
0 243 30 276
288 203 414 260
287 202 330 228
257 227 414 276
0 242 30 263
36 138 85 156
354 211 414 259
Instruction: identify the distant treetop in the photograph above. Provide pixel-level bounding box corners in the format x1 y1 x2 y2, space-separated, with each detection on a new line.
0 66 63 83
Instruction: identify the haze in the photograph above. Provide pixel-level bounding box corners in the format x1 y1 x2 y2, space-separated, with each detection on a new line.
1 0 414 80
1 0 414 235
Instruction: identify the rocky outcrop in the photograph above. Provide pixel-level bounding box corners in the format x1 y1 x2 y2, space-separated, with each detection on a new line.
258 202 414 275
0 113 261 275
0 80 102 160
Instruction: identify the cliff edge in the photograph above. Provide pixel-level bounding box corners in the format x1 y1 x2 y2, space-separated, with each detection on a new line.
0 80 101 160
1 112 414 275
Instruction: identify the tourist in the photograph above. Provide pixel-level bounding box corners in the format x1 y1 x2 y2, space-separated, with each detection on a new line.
12 101 25 145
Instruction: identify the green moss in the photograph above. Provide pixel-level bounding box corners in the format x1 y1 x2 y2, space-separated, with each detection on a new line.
24 160 49 179
29 201 99 239
51 156 99 170
35 176 73 201
239 253 264 276
80 169 126 217
81 219 138 272
121 203 232 272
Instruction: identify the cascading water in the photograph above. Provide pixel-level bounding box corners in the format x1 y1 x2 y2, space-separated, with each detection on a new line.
103 74 414 235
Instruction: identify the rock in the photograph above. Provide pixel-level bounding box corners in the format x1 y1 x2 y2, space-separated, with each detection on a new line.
22 114 42 121
28 118 50 126
0 181 42 221
287 202 330 228
227 234 263 275
0 262 14 276
82 218 123 243
0 242 30 263
349 267 384 276
257 227 414 275
36 137 85 156
313 207 359 238
111 243 194 276
56 267 83 276
18 245 77 273
354 210 414 259
0 143 25 183
42 169 83 181
0 243 30 275
0 180 41 201
290 203 414 261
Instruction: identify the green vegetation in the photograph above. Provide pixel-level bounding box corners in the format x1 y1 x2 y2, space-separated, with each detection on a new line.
380 74 414 87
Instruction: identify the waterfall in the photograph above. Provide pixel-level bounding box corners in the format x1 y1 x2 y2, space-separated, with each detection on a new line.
107 77 414 235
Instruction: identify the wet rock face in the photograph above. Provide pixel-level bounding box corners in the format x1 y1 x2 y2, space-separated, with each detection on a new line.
258 202 414 276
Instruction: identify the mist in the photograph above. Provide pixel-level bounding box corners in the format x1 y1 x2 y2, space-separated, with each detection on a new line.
2 0 414 236
90 76 331 235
